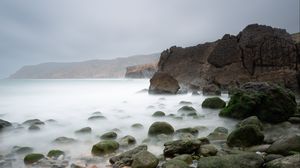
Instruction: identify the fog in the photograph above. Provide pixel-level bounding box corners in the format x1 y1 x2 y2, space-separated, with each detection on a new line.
0 79 237 167
0 0 299 78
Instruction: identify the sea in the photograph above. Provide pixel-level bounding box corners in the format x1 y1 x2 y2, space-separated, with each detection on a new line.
0 79 237 167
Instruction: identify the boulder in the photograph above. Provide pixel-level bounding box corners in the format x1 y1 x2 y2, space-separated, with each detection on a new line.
220 82 297 123
266 135 300 156
91 140 119 156
0 119 12 130
88 115 106 121
163 139 201 157
100 131 117 140
131 123 144 129
149 72 180 94
23 119 45 125
109 145 147 167
131 151 159 168
173 154 193 164
265 154 300 168
53 137 77 144
227 125 264 147
177 106 197 116
24 153 45 164
207 127 228 141
237 116 263 130
175 127 199 136
202 97 226 109
47 150 64 159
199 144 218 157
75 127 92 134
197 153 264 168
148 122 174 136
162 159 190 168
119 135 136 147
152 111 166 117
12 146 33 155
202 84 221 96
264 154 284 162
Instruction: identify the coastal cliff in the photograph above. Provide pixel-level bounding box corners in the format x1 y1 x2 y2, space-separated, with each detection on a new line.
150 24 300 93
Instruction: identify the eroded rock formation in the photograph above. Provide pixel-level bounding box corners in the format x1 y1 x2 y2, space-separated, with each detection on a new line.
150 24 300 92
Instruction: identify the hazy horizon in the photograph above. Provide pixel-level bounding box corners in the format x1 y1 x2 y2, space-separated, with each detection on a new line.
0 0 299 78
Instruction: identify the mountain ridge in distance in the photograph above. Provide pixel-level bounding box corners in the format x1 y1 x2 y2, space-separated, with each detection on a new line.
9 53 159 79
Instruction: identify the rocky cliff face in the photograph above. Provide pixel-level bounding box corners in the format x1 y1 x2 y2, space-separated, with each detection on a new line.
125 63 157 78
151 24 300 92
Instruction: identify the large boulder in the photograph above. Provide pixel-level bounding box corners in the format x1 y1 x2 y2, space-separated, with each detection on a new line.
163 139 201 157
197 153 264 168
91 140 119 156
220 82 297 123
148 121 174 136
202 97 226 109
265 154 300 168
266 135 300 156
227 125 264 147
149 72 180 94
131 151 159 168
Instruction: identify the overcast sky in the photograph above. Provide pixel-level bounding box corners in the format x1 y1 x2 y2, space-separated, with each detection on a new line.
0 0 299 78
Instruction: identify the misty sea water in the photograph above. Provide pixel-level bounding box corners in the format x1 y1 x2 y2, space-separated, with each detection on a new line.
0 79 237 167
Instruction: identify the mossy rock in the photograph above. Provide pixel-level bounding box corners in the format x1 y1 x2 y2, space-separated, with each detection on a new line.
152 111 166 117
148 122 174 136
227 125 264 147
24 153 44 164
47 150 64 159
88 115 106 121
220 82 297 123
100 131 117 140
91 140 119 156
202 97 226 109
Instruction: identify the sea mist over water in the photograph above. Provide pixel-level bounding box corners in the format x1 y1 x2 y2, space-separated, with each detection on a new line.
0 79 237 167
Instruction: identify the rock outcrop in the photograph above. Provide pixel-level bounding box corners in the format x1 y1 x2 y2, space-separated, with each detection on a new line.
149 24 300 91
125 63 157 78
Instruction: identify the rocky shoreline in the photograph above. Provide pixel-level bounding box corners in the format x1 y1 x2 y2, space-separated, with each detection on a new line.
1 82 300 168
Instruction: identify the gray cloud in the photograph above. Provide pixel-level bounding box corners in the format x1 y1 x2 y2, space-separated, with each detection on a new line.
0 0 299 78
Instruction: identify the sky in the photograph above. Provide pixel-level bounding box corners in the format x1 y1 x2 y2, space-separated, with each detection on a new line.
0 0 299 78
